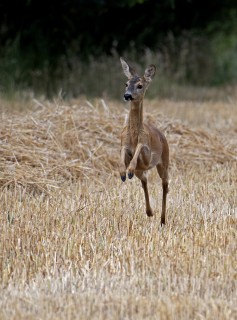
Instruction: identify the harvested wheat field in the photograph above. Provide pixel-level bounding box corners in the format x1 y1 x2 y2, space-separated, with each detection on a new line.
0 92 237 320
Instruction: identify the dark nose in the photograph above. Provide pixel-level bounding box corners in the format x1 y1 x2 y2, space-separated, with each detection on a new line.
124 93 133 101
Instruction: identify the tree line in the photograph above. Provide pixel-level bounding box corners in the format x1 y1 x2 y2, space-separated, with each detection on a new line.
1 0 236 63
0 0 236 97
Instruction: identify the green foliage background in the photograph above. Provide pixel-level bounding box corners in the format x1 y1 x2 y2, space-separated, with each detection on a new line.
0 0 236 98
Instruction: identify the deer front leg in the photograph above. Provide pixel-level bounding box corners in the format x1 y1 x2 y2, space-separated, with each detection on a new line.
127 143 143 179
119 146 132 182
128 143 151 179
119 146 127 182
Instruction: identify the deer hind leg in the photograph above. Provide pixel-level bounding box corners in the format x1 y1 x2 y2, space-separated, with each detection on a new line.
157 164 169 226
135 170 153 217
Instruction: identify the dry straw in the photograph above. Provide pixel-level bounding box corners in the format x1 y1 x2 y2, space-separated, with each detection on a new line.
0 98 236 192
0 96 237 320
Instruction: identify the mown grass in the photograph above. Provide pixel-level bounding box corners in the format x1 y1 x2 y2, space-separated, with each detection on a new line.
0 92 236 319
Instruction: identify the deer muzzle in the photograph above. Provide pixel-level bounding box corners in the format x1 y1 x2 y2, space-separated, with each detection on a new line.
124 93 134 101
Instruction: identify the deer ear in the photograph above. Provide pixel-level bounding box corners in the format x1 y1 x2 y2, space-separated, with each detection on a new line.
144 64 156 82
120 57 136 79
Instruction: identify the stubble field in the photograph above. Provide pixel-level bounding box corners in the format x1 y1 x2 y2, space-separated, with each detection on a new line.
0 91 237 319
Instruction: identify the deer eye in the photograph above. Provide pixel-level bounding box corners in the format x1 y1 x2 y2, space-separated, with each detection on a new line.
137 84 143 89
125 83 128 87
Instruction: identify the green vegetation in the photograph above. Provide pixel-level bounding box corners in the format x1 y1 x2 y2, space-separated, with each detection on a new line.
0 0 236 99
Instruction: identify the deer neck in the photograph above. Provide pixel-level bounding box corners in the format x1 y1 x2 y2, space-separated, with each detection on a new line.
128 100 144 138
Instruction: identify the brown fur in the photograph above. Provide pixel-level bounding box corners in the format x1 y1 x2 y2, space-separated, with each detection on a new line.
119 58 169 225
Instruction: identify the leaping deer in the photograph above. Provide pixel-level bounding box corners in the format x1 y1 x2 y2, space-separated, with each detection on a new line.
119 57 169 225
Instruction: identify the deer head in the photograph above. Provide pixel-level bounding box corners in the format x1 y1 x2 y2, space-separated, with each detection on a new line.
120 57 156 102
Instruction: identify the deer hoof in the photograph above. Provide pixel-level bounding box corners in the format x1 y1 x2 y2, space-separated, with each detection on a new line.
146 209 153 217
128 172 134 179
121 175 126 182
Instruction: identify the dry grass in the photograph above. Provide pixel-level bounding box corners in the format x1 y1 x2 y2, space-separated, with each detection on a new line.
0 94 237 319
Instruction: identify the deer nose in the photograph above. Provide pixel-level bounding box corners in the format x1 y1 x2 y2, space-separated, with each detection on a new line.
124 93 133 101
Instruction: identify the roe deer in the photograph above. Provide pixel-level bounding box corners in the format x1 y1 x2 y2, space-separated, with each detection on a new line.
119 57 169 225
